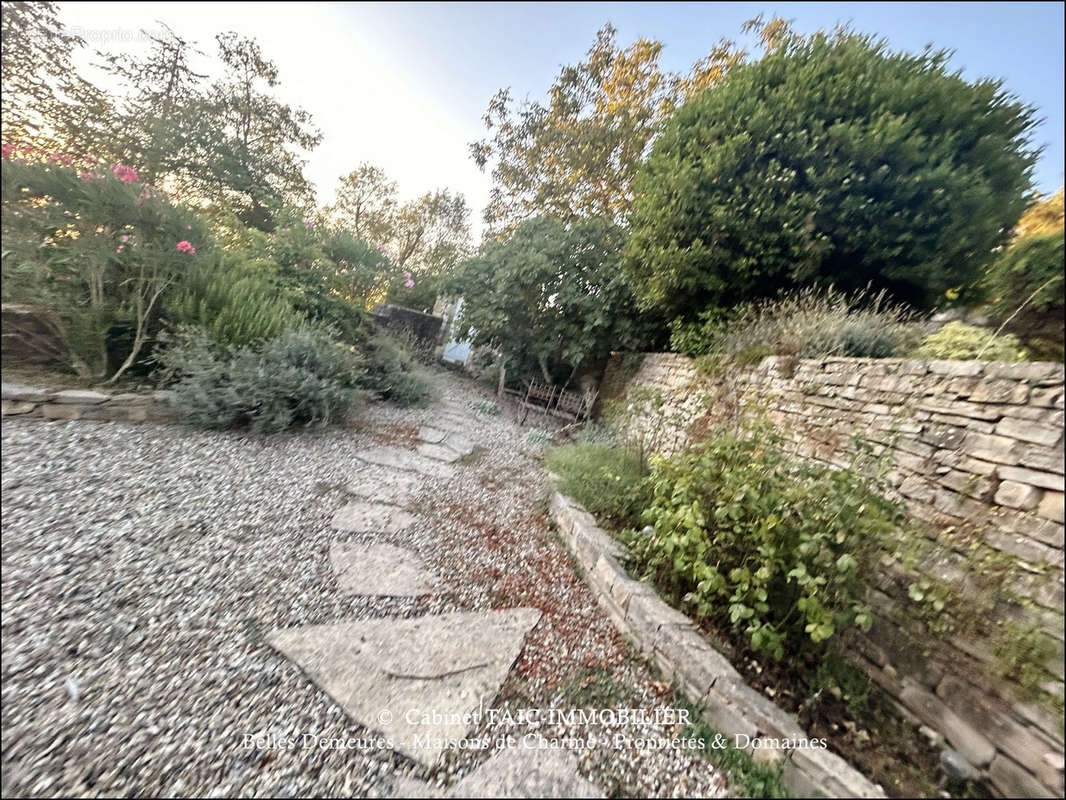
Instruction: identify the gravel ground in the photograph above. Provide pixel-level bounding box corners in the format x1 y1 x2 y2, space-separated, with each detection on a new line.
1 369 725 798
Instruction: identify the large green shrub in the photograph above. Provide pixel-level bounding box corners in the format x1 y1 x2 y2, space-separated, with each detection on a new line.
629 430 902 659
167 251 303 348
357 333 432 406
913 321 1027 361
984 232 1064 360
545 442 652 529
671 286 921 361
625 29 1037 324
157 327 366 433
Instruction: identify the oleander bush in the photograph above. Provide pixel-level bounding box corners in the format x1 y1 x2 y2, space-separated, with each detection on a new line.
545 442 652 529
913 321 1027 361
158 327 367 433
626 427 902 659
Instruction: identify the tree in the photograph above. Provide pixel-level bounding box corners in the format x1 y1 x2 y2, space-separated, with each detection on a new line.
98 24 208 187
386 190 471 311
448 216 649 386
470 22 748 232
624 28 1040 323
1015 187 1065 238
328 163 397 245
329 167 472 312
0 1 114 160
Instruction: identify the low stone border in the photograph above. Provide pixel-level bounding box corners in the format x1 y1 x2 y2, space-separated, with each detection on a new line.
548 490 886 798
1 382 176 424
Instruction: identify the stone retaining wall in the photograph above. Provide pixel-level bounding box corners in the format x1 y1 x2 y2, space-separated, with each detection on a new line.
1 382 176 424
597 353 1065 798
549 490 885 798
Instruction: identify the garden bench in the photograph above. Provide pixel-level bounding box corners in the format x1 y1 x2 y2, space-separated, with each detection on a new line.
517 379 597 426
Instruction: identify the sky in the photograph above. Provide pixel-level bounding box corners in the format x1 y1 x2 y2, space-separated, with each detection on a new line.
57 2 1065 237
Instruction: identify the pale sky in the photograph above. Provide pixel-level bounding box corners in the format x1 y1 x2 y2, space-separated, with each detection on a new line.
57 2 1065 240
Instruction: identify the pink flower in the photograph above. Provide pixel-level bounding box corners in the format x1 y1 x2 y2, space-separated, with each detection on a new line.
116 245 124 254
1 143 14 159
79 171 94 181
404 279 415 288
111 164 139 183
55 274 71 281
120 234 130 242
176 240 197 254
303 219 315 230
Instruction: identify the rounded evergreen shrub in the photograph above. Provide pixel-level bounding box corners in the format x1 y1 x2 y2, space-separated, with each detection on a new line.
157 327 367 433
913 321 1027 361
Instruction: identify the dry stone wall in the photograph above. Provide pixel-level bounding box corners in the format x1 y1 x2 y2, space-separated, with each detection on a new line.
1 382 176 424
598 353 1065 798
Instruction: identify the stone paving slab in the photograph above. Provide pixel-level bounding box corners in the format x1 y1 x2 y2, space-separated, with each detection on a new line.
331 500 422 534
268 608 542 767
345 468 423 507
355 447 456 478
330 542 439 596
418 426 449 444
416 443 463 463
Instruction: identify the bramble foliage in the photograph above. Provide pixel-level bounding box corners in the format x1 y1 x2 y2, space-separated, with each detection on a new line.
625 28 1038 323
157 327 366 433
545 442 652 529
671 286 921 361
628 429 901 658
913 321 1027 362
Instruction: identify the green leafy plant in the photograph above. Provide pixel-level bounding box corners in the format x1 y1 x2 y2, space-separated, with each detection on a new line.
167 251 302 348
526 428 554 445
913 321 1027 361
545 442 652 529
157 326 366 433
469 398 500 416
628 427 902 659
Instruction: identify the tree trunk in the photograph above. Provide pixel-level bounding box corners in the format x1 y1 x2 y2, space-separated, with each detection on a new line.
537 354 552 383
496 360 506 400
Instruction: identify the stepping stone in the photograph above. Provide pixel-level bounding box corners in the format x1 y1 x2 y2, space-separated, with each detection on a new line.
268 608 542 767
418 425 449 444
346 468 423 507
449 747 603 798
416 443 463 463
442 432 474 457
417 427 476 461
331 500 421 534
330 542 438 596
355 447 455 479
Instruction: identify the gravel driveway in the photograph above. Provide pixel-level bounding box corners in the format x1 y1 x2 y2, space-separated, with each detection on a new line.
1 369 725 798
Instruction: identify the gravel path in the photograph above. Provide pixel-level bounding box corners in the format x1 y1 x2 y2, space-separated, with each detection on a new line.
1 369 725 798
